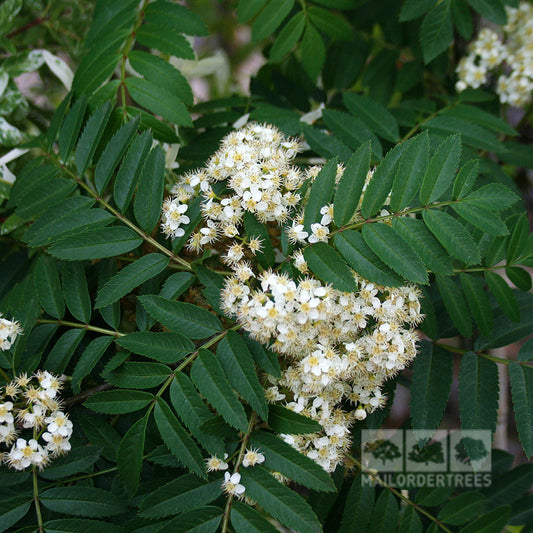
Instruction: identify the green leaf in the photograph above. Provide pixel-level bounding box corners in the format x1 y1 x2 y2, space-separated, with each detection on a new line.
243 212 275 269
129 50 193 105
133 145 166 233
339 476 374 533
94 116 139 193
270 12 305 62
40 445 101 480
139 475 222 519
443 105 517 136
459 351 499 436
518 337 533 362
423 209 480 264
308 6 353 40
343 92 400 143
170 374 225 455
334 142 371 226
302 123 352 162
424 116 503 153
460 274 493 336
156 506 223 533
420 1 453 64
362 224 428 283
453 159 479 199
458 505 511 533
139 295 222 338
506 266 532 292
136 24 194 59
436 275 473 337
419 134 461 204
303 157 338 231
105 361 171 389
485 271 520 322
49 226 142 260
410 341 452 430
240 466 321 533
72 336 113 394
190 349 248 432
40 487 127 517
113 130 152 211
390 132 429 211
507 213 529 264
59 96 88 161
464 183 519 211
117 331 194 363
75 102 112 175
267 404 322 434
95 253 169 308
392 217 453 275
252 0 295 42
334 230 403 286
154 398 207 478
303 242 358 292
84 390 154 414
15 177 77 220
160 272 195 299
466 0 507 24
438 492 487 525
250 431 336 492
360 141 407 218
400 0 437 21
34 255 64 319
238 0 268 22
231 501 280 533
217 332 268 420
452 203 508 236
117 412 148 495
301 22 326 81
485 463 533 506
244 335 281 378
144 1 208 36
44 328 85 374
43 519 127 533
62 262 91 323
399 506 423 533
0 497 31 533
125 77 192 126
509 363 533 458
322 109 383 158
370 491 399 533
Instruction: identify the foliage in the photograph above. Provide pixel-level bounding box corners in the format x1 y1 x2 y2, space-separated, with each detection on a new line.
1 0 533 532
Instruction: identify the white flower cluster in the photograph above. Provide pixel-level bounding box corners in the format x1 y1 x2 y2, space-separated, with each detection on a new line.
0 313 22 351
223 271 422 472
206 448 265 500
161 124 422 473
456 2 533 106
161 123 305 250
1 371 73 470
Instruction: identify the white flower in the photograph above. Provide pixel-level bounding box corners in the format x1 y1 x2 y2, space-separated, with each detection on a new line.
0 402 13 424
242 448 265 467
308 223 329 243
223 472 246 498
206 454 229 472
45 411 73 437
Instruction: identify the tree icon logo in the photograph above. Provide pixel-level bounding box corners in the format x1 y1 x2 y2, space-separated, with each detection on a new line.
408 441 445 466
455 437 488 466
365 439 402 465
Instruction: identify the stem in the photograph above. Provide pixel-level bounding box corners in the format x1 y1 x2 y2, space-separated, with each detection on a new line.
401 102 457 142
32 467 44 533
64 383 114 407
347 455 453 533
221 412 258 533
435 342 533 367
119 0 150 116
36 318 124 337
